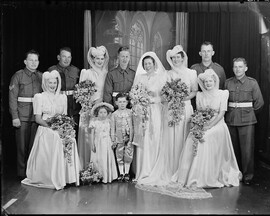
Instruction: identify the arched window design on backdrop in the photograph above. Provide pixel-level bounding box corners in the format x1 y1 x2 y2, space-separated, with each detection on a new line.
152 32 162 60
129 21 145 70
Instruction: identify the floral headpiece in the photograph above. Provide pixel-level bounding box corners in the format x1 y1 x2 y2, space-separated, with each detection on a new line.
197 68 220 94
198 68 218 82
42 70 61 94
87 46 109 73
89 46 106 57
91 102 114 117
166 45 188 68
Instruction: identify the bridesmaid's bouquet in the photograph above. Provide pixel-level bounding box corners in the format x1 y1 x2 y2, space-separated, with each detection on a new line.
161 78 189 127
189 108 216 156
46 114 76 164
80 162 103 185
73 80 97 115
129 82 151 127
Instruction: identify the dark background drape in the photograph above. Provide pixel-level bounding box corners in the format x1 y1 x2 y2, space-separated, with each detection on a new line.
1 1 270 173
187 10 269 164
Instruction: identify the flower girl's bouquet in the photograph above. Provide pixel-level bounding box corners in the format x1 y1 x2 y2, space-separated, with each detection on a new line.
189 108 216 156
129 82 151 145
46 114 76 164
73 80 97 115
161 78 189 127
80 162 103 185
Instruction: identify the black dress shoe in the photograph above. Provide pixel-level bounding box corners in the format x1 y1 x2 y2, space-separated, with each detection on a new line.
243 179 253 185
124 174 130 182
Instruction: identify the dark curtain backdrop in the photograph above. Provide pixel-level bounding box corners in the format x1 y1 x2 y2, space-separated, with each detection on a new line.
1 1 270 173
187 11 269 163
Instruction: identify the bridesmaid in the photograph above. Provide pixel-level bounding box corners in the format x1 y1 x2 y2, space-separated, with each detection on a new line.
22 70 81 190
77 46 109 170
171 69 242 188
164 45 198 176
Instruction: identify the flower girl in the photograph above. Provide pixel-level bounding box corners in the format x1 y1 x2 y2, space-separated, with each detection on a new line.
89 102 118 183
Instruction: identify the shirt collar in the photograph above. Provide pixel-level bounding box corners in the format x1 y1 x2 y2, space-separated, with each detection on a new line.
24 67 37 76
57 63 70 71
234 75 247 84
117 65 129 74
200 62 213 70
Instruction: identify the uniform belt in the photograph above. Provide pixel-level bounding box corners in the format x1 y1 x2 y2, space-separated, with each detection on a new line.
228 102 253 108
61 90 74 95
112 92 119 97
18 97 33 102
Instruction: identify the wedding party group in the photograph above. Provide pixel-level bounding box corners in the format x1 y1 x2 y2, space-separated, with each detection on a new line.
9 41 264 199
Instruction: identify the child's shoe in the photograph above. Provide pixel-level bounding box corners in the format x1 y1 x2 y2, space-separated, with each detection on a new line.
124 174 130 182
117 174 124 182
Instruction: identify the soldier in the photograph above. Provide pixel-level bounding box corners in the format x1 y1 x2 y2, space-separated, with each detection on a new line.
225 57 264 185
9 49 43 179
191 41 226 90
103 46 135 109
48 47 80 136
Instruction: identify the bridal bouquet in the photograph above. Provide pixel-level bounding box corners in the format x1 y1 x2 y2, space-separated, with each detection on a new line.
161 78 189 127
129 82 151 127
73 80 97 115
46 114 76 164
190 108 216 156
80 161 103 185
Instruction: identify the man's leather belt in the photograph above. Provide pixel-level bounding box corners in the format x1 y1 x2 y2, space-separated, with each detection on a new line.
18 97 33 102
228 102 253 108
61 90 74 95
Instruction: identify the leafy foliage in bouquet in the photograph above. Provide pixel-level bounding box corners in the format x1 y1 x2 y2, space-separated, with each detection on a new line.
190 108 216 156
46 114 76 164
80 161 103 185
73 80 97 114
129 83 151 127
161 78 189 127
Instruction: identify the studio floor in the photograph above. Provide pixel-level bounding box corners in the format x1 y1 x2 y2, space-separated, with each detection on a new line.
1 161 270 215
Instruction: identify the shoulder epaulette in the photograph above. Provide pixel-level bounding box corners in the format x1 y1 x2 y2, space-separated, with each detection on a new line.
225 77 234 82
247 76 256 81
213 62 222 67
190 63 199 69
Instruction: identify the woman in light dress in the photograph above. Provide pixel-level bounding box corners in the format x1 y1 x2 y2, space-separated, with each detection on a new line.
22 70 81 190
164 45 198 176
77 46 109 170
132 52 167 182
136 45 198 187
171 69 242 188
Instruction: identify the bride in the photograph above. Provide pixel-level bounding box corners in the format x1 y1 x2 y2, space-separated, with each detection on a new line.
132 51 167 182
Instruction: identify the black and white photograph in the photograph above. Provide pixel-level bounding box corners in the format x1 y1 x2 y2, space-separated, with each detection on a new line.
1 1 270 214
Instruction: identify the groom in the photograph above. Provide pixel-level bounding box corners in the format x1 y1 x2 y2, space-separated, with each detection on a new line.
103 46 135 109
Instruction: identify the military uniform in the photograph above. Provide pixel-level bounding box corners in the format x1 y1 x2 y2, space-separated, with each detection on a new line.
48 64 80 126
103 66 135 108
9 68 43 177
225 75 264 182
191 62 226 89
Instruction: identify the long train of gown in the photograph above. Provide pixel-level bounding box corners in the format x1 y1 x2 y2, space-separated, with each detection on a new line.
136 90 241 199
135 100 212 199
